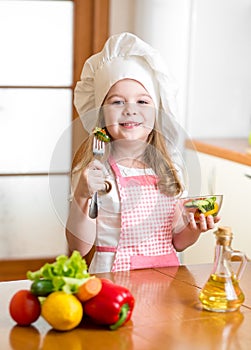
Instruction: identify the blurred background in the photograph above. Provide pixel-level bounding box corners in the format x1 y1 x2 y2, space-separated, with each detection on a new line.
0 0 250 262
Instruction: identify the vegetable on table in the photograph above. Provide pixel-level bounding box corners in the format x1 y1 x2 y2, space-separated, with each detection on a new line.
8 252 136 332
9 290 41 326
84 278 135 330
76 277 102 302
27 251 91 295
30 279 54 297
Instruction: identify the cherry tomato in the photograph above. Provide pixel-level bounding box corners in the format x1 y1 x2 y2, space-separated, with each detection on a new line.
9 290 41 326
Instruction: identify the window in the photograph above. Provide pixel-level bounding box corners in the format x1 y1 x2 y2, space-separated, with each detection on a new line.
0 0 109 259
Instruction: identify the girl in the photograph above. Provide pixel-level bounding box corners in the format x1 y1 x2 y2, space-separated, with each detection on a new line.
66 32 220 273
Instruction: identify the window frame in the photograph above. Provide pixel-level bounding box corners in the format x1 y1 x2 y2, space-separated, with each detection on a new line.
0 0 110 175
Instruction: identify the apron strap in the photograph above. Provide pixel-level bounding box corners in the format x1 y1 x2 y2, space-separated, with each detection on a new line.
96 246 117 253
108 156 122 177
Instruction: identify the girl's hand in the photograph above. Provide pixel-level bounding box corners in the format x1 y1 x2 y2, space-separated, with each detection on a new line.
187 213 221 233
172 207 221 252
75 159 106 199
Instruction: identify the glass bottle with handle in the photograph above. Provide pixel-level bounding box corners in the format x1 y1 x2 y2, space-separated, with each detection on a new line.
199 226 248 312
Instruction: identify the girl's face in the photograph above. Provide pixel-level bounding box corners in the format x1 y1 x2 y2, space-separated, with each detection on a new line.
102 79 156 142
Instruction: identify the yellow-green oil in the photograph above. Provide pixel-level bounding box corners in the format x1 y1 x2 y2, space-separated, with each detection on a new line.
199 274 245 312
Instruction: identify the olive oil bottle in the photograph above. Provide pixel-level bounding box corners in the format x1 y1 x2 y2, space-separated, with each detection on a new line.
199 226 247 312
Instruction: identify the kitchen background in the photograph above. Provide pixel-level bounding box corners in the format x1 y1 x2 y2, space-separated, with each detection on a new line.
0 0 250 263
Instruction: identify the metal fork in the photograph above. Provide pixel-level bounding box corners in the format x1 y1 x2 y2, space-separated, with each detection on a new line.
88 136 105 219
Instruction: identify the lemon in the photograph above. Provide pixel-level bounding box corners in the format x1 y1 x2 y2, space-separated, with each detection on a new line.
41 291 83 331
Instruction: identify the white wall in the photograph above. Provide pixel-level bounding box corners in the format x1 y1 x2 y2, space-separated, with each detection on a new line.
109 0 135 34
109 0 190 129
109 0 251 139
186 0 251 138
134 0 191 131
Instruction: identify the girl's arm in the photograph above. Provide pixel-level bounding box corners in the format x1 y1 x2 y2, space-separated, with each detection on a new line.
65 160 106 256
66 195 96 257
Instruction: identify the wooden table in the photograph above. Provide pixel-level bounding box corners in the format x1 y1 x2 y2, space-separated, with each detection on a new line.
1 263 251 350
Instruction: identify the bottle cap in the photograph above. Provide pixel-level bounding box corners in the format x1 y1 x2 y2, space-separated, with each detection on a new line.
215 226 233 245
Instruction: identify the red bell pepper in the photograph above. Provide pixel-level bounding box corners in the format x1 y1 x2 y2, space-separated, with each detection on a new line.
83 278 135 330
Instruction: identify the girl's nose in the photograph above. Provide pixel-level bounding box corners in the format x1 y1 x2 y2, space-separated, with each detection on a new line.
123 102 137 116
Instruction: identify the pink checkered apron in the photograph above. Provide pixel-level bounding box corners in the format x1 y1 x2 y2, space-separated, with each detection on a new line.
109 158 179 272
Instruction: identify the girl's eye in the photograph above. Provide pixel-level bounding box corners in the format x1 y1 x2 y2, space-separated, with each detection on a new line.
111 100 124 105
137 100 149 104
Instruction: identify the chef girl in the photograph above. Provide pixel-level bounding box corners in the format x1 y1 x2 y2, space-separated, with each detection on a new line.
66 32 220 273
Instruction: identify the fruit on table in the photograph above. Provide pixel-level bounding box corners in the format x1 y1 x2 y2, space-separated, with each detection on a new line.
9 290 41 326
41 291 83 331
8 251 136 332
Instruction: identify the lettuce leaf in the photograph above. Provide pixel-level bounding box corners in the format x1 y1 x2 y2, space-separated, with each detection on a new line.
27 251 90 294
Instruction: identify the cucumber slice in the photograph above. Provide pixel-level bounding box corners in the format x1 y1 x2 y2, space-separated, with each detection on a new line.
193 199 209 206
184 197 217 214
184 201 196 208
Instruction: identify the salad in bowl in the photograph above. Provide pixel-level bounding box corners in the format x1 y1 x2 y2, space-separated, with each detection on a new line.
181 195 223 223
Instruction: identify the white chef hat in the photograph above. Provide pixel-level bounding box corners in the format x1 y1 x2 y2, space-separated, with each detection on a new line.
74 32 180 141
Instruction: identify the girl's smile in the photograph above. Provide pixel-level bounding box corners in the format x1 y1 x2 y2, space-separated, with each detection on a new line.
119 121 142 128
